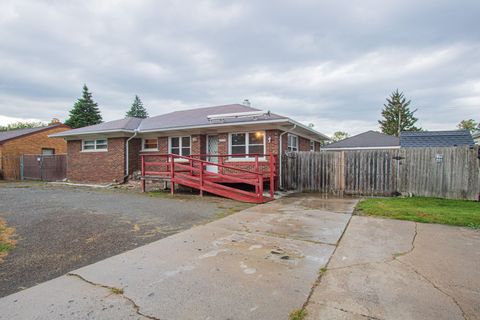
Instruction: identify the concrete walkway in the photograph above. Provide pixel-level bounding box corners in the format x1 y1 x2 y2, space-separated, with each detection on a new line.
0 194 357 320
305 216 480 320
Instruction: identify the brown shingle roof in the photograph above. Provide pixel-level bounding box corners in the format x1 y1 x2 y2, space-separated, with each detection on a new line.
0 124 69 144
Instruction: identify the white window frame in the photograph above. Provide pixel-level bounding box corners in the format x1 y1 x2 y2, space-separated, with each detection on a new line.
287 134 299 152
141 138 159 151
82 139 108 152
228 131 266 160
168 136 191 157
310 140 315 152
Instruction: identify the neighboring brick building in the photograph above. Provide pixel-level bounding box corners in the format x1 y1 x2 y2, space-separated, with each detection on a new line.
51 104 329 184
0 123 70 180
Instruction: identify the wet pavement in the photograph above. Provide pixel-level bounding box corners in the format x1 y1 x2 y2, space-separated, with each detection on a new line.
0 194 358 320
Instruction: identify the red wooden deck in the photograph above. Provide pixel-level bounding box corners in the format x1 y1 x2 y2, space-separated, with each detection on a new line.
140 153 277 203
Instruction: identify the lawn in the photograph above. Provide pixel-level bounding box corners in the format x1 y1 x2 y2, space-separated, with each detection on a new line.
356 197 480 228
0 218 16 262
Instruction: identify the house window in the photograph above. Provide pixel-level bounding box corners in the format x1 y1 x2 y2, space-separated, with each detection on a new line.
287 134 298 152
82 139 108 151
142 138 158 151
310 140 315 152
229 131 265 158
41 148 55 155
169 136 191 156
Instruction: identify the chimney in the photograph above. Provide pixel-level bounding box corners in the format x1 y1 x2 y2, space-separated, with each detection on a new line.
242 99 251 107
50 118 60 124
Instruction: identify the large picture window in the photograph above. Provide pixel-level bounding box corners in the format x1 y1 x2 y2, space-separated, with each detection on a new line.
82 139 108 151
169 136 191 156
287 134 298 152
142 138 158 151
229 131 265 158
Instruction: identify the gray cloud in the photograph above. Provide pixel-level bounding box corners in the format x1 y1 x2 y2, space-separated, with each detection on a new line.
0 0 479 135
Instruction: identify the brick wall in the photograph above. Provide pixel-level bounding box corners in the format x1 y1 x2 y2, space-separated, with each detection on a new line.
280 133 314 152
299 136 311 151
0 125 69 180
71 130 321 183
128 138 141 174
67 137 126 183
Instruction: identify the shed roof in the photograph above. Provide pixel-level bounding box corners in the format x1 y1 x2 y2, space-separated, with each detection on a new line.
0 124 68 144
323 131 400 149
400 130 474 147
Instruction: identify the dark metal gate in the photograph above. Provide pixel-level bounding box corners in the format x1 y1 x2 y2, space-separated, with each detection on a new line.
21 154 67 181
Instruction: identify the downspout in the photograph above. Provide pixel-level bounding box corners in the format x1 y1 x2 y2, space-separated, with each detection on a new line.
279 124 296 190
124 129 139 182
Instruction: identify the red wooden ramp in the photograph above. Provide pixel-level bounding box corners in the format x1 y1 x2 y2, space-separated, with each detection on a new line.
140 153 276 203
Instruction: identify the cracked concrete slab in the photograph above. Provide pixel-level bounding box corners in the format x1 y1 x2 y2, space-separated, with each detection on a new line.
306 216 480 320
397 223 480 320
307 260 465 320
73 225 336 320
0 275 145 320
0 195 357 320
328 216 416 269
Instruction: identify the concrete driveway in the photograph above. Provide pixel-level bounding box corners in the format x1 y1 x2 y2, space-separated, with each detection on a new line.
0 194 357 320
1 191 478 320
305 216 480 320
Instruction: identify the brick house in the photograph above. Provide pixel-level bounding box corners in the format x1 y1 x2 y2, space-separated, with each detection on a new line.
50 104 328 185
0 123 70 180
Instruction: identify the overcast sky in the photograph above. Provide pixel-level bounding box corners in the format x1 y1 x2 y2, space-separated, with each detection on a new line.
1 0 479 136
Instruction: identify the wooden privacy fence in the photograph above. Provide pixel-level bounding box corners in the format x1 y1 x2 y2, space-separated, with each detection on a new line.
281 146 480 200
0 156 21 180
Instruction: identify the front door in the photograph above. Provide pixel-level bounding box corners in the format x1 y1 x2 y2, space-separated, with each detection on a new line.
206 135 219 173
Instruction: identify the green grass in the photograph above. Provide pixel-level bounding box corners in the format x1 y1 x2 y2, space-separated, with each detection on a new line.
0 219 16 262
289 308 307 320
356 197 480 228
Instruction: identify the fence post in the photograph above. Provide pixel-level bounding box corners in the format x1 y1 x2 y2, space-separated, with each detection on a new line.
20 155 24 180
39 155 44 181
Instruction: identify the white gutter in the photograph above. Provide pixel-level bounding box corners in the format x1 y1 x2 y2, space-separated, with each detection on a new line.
286 119 330 140
279 124 296 190
124 129 139 182
49 129 135 138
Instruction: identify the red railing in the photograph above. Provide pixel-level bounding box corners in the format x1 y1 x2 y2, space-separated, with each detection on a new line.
140 153 277 202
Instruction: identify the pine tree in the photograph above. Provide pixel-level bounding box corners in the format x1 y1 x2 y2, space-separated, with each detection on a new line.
378 90 421 136
64 85 103 128
125 95 149 118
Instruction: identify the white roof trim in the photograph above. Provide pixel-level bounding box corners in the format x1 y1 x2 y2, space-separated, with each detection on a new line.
49 129 135 138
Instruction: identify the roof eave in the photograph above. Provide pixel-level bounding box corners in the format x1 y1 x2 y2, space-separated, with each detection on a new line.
48 118 330 141
285 119 330 140
138 118 290 133
49 128 136 138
